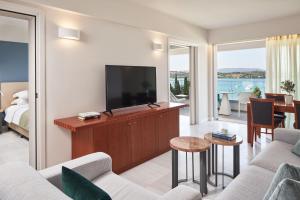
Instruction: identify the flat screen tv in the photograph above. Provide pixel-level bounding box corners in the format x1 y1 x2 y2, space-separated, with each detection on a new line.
105 65 157 111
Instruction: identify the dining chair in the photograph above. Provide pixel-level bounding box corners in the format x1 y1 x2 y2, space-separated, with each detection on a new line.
294 100 300 129
265 93 286 127
250 98 284 142
265 93 285 103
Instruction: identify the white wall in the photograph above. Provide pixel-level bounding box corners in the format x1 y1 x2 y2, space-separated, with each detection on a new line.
209 14 300 44
0 15 28 42
45 8 168 166
22 0 207 43
28 5 208 166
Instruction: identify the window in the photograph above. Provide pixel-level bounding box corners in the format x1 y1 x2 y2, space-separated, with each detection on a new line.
217 47 266 100
215 41 266 121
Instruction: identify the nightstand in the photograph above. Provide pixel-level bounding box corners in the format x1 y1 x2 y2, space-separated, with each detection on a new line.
0 109 8 133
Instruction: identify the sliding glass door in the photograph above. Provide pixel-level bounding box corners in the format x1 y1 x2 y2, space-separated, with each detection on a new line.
215 41 266 122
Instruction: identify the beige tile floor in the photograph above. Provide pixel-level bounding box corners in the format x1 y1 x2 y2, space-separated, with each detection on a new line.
121 116 272 199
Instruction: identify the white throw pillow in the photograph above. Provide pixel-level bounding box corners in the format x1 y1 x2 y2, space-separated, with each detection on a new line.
11 98 28 105
13 90 28 99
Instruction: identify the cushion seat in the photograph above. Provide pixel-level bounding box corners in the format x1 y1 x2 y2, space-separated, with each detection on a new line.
216 166 274 200
93 172 159 200
251 141 300 172
0 163 71 200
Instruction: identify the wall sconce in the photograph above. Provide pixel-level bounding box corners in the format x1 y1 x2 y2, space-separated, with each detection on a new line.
152 42 163 51
58 27 80 40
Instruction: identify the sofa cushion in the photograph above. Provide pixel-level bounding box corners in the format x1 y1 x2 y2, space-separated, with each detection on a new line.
158 185 202 200
251 141 300 172
268 178 300 200
62 166 111 200
0 162 71 200
263 163 300 200
292 139 300 157
216 165 274 200
93 172 159 200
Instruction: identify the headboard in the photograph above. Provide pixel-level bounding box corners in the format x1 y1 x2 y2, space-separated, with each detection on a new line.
0 82 28 110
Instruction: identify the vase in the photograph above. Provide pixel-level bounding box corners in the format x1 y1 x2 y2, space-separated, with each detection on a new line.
285 95 293 104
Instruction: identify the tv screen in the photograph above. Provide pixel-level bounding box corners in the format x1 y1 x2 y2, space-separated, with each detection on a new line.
105 65 157 111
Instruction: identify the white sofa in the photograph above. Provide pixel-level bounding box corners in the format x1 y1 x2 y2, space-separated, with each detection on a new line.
217 128 300 200
0 152 202 200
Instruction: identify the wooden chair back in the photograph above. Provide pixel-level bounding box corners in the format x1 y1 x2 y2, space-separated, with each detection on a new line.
294 100 300 129
265 93 285 103
250 98 275 129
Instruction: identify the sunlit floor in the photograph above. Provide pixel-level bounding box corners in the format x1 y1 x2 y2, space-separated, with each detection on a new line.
121 116 272 199
218 110 247 123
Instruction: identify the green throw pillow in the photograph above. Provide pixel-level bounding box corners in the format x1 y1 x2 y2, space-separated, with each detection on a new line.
292 140 300 157
268 178 300 200
264 163 300 200
62 166 112 200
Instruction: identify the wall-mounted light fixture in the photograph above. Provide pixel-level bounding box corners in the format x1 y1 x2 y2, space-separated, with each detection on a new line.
58 27 80 40
152 42 163 51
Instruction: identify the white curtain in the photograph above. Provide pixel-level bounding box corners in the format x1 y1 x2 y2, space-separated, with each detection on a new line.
266 35 300 98
266 34 300 127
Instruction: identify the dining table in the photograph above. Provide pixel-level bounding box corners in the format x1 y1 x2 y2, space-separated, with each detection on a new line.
247 101 295 146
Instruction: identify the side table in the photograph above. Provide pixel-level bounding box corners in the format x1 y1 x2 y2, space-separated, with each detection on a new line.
204 133 243 189
170 136 210 196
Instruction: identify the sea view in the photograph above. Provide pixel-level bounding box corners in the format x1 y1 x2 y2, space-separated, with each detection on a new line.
217 78 265 100
170 68 266 100
170 77 265 100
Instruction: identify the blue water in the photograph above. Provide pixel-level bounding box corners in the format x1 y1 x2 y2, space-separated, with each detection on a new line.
217 78 265 100
170 78 265 100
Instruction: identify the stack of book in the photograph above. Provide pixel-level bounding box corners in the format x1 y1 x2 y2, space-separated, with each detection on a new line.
78 112 101 120
212 131 236 141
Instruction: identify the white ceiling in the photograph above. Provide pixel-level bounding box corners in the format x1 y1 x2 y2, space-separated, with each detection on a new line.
124 0 300 29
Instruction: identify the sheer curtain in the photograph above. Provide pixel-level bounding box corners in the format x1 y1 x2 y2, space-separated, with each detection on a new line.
266 34 300 127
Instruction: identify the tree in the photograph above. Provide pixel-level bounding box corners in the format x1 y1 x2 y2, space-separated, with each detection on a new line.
170 83 175 94
174 74 181 95
183 77 190 95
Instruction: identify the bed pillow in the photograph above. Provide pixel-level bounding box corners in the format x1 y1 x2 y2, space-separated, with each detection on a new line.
13 90 28 99
11 98 28 105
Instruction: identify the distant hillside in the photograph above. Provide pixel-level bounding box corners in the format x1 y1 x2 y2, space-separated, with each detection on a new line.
218 68 265 73
218 68 265 79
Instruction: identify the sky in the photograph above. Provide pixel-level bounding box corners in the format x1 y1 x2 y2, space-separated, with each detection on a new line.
169 47 266 71
169 54 189 71
217 48 266 69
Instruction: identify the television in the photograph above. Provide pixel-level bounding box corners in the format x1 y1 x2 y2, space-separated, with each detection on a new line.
105 65 157 111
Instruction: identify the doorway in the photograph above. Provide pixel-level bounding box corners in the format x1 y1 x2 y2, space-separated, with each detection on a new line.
0 6 42 168
168 43 197 126
214 40 266 122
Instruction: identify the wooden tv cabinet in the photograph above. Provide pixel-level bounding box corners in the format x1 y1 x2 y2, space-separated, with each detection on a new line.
54 102 186 174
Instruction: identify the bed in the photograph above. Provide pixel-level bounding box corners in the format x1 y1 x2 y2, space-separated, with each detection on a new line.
0 82 29 138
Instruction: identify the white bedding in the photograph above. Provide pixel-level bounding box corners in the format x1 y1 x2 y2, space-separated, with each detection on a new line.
4 104 29 125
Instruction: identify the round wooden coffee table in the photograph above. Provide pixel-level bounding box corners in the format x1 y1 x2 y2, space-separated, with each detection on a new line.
204 133 243 189
170 136 210 196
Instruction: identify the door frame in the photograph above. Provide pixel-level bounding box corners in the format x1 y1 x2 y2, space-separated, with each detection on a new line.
167 38 198 125
0 0 46 169
211 39 266 121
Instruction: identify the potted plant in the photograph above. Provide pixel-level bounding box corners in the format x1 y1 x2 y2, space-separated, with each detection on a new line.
252 86 262 98
280 80 295 104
